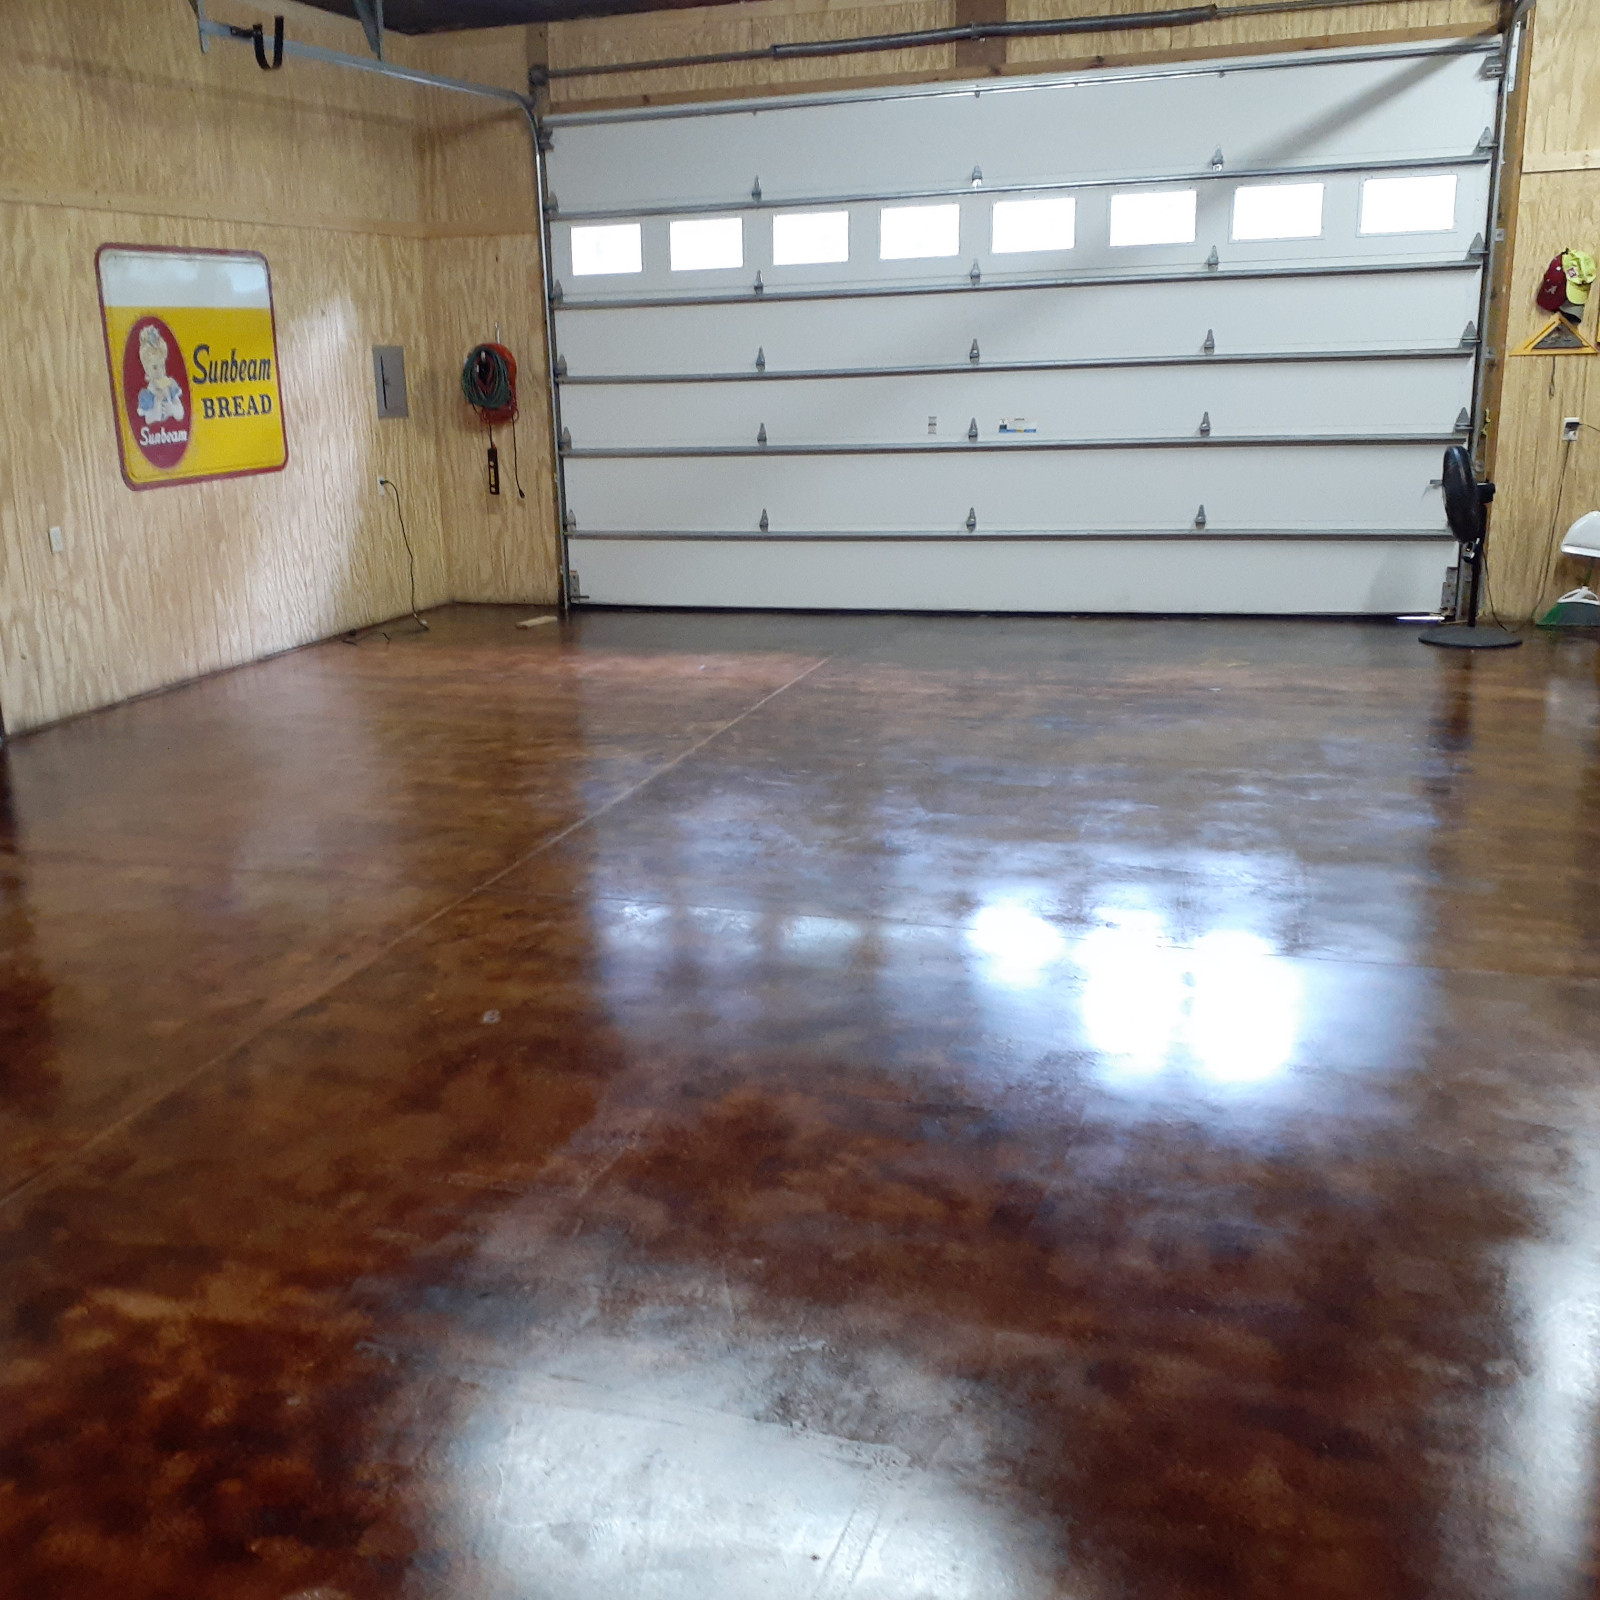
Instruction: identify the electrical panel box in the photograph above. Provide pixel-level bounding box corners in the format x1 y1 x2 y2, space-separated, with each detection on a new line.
372 345 409 419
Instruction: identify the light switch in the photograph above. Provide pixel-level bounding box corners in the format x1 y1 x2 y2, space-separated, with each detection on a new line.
372 345 409 419
48 525 63 554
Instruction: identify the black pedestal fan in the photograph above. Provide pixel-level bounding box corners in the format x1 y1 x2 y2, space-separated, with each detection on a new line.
1417 444 1520 649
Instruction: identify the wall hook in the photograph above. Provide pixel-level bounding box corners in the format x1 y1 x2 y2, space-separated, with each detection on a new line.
1199 411 1211 437
1194 504 1207 529
755 346 766 371
759 509 769 532
967 418 979 441
1203 329 1215 355
969 338 981 363
757 423 768 445
966 507 977 532
253 15 284 69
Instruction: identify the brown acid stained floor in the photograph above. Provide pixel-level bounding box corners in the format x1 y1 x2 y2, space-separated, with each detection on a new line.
2 604 1600 1599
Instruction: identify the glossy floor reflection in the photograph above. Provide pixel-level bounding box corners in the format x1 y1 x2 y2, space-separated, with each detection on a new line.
3 605 1600 1599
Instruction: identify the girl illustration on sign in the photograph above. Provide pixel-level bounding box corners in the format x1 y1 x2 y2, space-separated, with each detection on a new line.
135 323 185 425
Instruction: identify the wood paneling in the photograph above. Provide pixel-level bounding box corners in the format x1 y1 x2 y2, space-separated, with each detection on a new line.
422 232 562 605
0 0 558 733
1479 0 1600 619
545 0 1497 111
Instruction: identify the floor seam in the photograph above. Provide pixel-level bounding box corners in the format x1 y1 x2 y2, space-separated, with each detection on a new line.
0 653 833 1218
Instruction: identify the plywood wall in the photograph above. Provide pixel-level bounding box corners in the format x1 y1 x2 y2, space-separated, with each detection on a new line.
1481 0 1600 619
0 0 558 734
545 0 1499 112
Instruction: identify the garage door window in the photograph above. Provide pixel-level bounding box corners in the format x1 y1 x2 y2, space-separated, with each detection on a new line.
1231 182 1324 241
1359 174 1457 235
669 217 744 271
1109 189 1197 247
773 210 851 266
991 197 1077 254
880 203 961 260
570 223 643 276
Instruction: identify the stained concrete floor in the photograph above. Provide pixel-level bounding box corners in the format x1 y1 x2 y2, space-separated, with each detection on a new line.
3 604 1600 1599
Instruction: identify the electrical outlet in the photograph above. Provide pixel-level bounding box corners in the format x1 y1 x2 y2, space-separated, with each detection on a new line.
47 525 63 554
1564 417 1582 442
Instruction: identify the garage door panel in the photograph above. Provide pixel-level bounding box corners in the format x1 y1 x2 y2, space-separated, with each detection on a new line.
549 46 1495 215
554 163 1492 301
569 537 1454 614
553 272 1484 378
561 446 1447 533
560 363 1469 448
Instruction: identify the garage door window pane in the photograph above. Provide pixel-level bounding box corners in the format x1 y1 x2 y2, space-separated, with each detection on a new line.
1109 189 1197 247
992 197 1076 254
1359 174 1457 235
880 203 961 260
670 217 744 271
570 223 643 276
773 210 850 266
1232 182 1324 241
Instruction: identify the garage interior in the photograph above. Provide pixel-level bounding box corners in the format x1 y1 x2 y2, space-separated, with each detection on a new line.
3 1 1600 1596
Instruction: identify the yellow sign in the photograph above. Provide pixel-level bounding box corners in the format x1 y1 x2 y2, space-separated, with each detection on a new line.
97 245 288 489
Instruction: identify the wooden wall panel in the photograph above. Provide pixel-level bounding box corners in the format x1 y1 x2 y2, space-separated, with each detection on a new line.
1521 0 1600 172
0 0 559 733
1482 170 1600 619
422 232 562 605
0 203 450 733
545 0 1497 111
548 0 955 109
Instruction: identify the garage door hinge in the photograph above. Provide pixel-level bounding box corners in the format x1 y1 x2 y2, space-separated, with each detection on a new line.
752 176 762 201
1480 53 1504 79
753 271 765 295
536 124 554 152
757 423 768 445
1199 411 1212 437
1194 505 1207 529
970 260 982 285
759 509 769 532
1476 125 1495 152
1460 320 1478 348
1466 234 1487 261
1206 247 1220 271
966 507 977 532
1203 329 1216 354
1210 147 1225 170
967 418 979 440
755 347 766 371
559 427 572 451
969 339 981 363
1455 408 1472 432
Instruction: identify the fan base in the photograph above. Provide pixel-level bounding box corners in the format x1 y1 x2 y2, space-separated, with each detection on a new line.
1417 624 1522 650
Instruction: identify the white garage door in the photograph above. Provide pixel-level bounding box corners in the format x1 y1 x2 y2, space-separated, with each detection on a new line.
544 40 1502 614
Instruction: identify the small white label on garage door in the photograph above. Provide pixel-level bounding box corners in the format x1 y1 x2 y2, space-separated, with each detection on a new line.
998 418 1037 434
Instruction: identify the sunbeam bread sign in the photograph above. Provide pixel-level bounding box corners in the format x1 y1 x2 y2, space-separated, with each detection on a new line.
97 246 287 489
